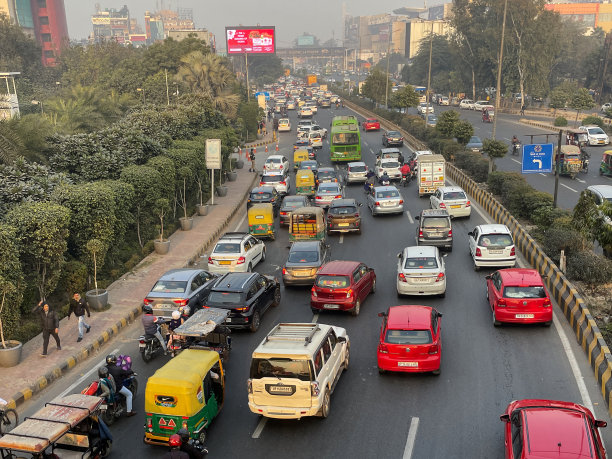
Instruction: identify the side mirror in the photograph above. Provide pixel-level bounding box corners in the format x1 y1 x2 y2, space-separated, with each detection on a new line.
485 274 492 280
397 253 402 258
337 336 347 343
415 215 420 220
499 414 510 423
467 231 474 236
377 312 387 318
595 420 608 428
358 202 363 207
442 253 448 257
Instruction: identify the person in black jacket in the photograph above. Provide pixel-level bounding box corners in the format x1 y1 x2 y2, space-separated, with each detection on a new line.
68 292 91 342
105 354 136 417
32 300 61 356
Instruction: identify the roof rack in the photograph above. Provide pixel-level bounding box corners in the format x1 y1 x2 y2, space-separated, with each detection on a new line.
264 323 321 346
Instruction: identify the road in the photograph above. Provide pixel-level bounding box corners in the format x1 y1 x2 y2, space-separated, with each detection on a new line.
16 103 612 458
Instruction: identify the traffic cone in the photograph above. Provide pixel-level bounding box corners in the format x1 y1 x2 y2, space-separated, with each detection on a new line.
253 147 256 154
238 147 242 158
265 145 268 152
275 144 279 151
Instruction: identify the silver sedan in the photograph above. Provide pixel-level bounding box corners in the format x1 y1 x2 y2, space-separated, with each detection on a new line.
314 182 344 208
366 186 404 216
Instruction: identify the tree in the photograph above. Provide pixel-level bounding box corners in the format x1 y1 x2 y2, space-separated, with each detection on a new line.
120 165 161 247
482 138 508 172
436 110 461 138
454 120 474 145
549 83 575 117
85 238 104 293
0 224 23 346
390 85 420 113
569 88 595 127
362 69 390 105
154 198 170 242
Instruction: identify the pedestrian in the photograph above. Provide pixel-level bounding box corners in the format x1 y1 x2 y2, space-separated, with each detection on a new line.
68 292 91 342
273 117 279 132
520 104 526 116
249 148 256 172
32 300 61 357
262 121 267 135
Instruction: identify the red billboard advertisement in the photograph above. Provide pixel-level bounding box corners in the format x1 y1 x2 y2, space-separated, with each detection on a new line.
225 26 275 54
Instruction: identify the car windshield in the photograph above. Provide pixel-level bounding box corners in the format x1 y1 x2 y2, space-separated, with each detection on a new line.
387 131 400 137
318 171 336 180
376 190 400 199
213 243 241 253
469 137 481 144
589 127 605 135
381 161 400 168
350 165 366 172
250 192 273 201
288 251 319 263
316 275 350 288
503 286 547 299
422 217 449 228
267 158 281 164
151 280 187 293
329 206 357 215
261 175 282 183
443 191 466 200
250 358 312 381
404 257 438 269
283 198 305 208
478 234 513 247
319 185 339 194
207 291 242 304
385 329 432 345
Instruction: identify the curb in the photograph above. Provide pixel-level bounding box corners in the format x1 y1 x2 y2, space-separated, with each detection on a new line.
244 137 277 149
4 172 260 411
519 119 564 132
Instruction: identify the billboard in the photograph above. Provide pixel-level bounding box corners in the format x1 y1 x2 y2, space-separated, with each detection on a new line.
225 26 275 54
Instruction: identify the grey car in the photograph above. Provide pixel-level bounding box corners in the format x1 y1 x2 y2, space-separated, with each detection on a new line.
279 195 310 225
314 182 344 208
144 269 217 318
367 185 404 216
347 161 369 183
282 241 330 286
415 209 453 251
466 136 483 152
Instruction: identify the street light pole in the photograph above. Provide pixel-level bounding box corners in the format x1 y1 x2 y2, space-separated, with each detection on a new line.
492 0 508 141
385 19 392 109
245 53 250 101
426 21 434 104
165 69 170 106
553 129 563 208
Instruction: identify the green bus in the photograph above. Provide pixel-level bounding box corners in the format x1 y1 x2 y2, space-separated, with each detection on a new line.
330 117 361 162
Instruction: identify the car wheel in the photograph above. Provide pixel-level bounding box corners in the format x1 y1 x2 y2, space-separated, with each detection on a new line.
543 321 552 327
343 343 350 370
493 311 501 327
432 368 441 376
319 390 330 418
261 248 266 261
249 310 261 333
248 263 253 272
371 279 376 293
311 307 319 314
473 262 480 271
378 367 386 374
198 430 207 444
439 290 446 298
351 299 361 316
272 286 281 306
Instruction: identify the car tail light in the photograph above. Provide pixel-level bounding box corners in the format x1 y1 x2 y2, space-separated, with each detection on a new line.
174 299 188 307
280 181 286 185
311 287 317 297
311 381 320 396
466 201 471 207
435 272 445 282
316 196 322 200
419 230 423 238
346 289 353 298
282 268 287 275
247 379 252 394
237 256 246 265
208 256 213 264
139 338 146 345
543 298 551 307
378 343 389 354
398 273 407 283
475 248 482 257
335 195 342 199
510 247 516 256
143 298 153 305
146 417 152 429
439 202 446 208
235 306 249 312
399 199 404 205
375 201 381 206
280 211 287 216
498 299 507 307
259 182 265 186
280 165 284 169
428 344 439 355
448 229 452 237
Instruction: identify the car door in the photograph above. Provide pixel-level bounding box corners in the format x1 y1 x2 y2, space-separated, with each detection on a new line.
430 189 441 209
249 237 264 265
488 272 502 311
255 275 273 313
198 272 216 305
360 264 373 295
468 227 479 257
320 241 331 264
187 273 204 307
243 239 255 267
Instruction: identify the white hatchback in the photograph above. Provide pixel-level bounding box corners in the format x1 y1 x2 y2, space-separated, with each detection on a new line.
376 159 402 180
397 246 446 297
459 99 474 109
468 224 516 271
263 155 290 174
278 118 291 132
430 186 471 218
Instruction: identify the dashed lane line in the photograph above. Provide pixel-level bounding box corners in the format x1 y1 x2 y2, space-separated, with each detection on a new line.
402 417 420 459
406 211 414 224
339 234 344 244
510 158 521 165
561 183 578 192
59 348 119 397
251 417 268 439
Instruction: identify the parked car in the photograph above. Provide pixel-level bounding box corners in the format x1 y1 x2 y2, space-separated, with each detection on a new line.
377 305 442 375
396 246 446 297
486 268 552 327
327 198 361 234
311 260 376 316
207 232 266 273
468 224 516 270
282 241 330 286
366 185 404 216
205 272 280 332
415 209 453 251
279 195 310 225
429 186 471 218
143 269 217 318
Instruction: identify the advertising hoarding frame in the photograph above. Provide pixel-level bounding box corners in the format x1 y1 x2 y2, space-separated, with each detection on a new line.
225 26 276 55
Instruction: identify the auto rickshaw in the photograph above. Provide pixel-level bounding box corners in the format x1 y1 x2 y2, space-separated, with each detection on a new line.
295 169 316 196
0 394 112 459
144 349 224 446
248 203 276 240
294 149 309 171
566 128 588 149
600 150 612 176
168 308 231 361
288 206 326 242
553 145 582 179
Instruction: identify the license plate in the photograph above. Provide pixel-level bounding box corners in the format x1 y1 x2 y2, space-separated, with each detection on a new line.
383 201 396 207
398 362 418 367
488 250 503 255
294 271 310 277
323 304 340 310
225 318 233 323
338 223 350 227
515 314 534 319
450 205 461 209
219 260 232 265
413 277 431 283
100 404 107 410
139 343 145 348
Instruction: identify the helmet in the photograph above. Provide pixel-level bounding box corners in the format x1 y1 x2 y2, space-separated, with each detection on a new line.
172 310 181 320
168 434 182 447
106 354 117 366
181 306 190 316
98 366 109 379
142 304 153 314
177 428 190 443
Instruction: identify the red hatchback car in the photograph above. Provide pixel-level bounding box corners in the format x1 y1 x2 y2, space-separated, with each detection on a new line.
377 305 442 375
501 399 607 459
362 118 380 131
311 261 376 316
486 269 552 327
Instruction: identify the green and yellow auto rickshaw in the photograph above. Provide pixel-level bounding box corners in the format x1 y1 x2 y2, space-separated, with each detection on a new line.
248 203 276 240
553 145 582 179
600 150 612 176
288 206 326 242
144 349 224 445
295 169 316 196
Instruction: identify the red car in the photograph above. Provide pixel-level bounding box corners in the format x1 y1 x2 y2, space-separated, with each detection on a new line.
362 118 380 131
310 261 376 316
501 399 607 459
377 305 442 375
486 269 552 327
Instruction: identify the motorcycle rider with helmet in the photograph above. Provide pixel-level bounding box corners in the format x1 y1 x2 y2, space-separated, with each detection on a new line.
97 366 116 404
105 354 136 417
511 135 520 155
163 434 189 459
379 171 391 186
141 304 167 354
177 428 208 458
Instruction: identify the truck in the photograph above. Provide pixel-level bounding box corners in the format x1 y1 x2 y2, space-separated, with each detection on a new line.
417 154 445 197
307 74 317 86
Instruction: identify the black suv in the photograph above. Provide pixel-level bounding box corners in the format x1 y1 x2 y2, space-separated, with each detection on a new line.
415 209 453 251
247 186 280 215
205 272 281 332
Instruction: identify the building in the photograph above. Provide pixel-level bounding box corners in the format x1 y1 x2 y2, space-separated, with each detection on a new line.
158 9 194 33
144 11 164 44
545 2 612 33
91 5 131 43
167 29 215 51
0 72 20 120
0 0 34 35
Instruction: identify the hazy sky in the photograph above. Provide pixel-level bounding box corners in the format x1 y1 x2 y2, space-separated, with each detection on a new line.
64 0 428 49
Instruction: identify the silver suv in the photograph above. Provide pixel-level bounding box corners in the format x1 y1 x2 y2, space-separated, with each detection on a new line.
415 209 453 251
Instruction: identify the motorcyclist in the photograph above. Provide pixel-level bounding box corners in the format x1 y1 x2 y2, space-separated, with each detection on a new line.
364 174 376 193
141 305 167 354
97 366 116 404
179 305 190 322
379 171 391 185
163 434 189 459
511 136 520 155
178 428 207 458
167 310 184 353
105 354 136 417
401 163 411 180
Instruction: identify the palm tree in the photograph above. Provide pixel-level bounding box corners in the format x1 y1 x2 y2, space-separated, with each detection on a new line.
175 52 240 117
0 115 22 164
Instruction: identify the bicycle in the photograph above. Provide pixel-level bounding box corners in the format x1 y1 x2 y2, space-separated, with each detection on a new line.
0 397 19 435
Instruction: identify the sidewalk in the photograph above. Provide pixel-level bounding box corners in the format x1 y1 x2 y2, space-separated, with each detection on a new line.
0 136 271 410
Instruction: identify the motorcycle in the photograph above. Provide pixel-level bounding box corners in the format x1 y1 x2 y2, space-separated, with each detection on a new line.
82 373 138 426
400 174 411 187
379 178 391 186
511 142 521 156
139 323 166 362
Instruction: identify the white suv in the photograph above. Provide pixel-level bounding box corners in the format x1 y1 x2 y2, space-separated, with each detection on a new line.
207 233 266 273
376 158 402 180
579 125 610 146
468 224 516 271
263 155 290 173
248 323 350 419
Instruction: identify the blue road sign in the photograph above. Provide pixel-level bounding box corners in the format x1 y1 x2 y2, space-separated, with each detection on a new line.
521 143 553 174
254 91 270 100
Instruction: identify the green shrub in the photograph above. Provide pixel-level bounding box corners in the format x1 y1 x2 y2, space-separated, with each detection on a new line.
454 151 489 182
521 190 554 217
58 260 88 295
538 227 590 263
531 206 572 229
441 140 464 161
554 116 568 126
567 250 612 285
487 172 524 196
582 115 604 128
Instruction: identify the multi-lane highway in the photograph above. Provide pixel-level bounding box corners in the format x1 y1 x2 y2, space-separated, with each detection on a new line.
17 103 612 458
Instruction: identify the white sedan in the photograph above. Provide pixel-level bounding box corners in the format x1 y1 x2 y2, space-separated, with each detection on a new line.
397 246 446 297
430 186 471 218
459 99 474 109
473 100 490 110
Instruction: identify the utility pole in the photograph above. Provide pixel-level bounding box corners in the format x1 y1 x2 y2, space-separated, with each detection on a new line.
164 68 170 106
553 130 563 208
492 0 508 140
426 21 434 104
385 19 392 109
245 53 250 101
599 32 611 104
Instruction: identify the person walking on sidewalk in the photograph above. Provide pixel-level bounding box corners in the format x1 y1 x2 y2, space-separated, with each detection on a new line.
68 292 91 342
249 148 256 172
520 104 526 116
32 300 61 356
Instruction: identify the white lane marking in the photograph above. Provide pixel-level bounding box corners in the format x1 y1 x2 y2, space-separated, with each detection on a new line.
339 234 344 244
233 212 247 232
576 178 586 183
510 158 521 165
405 211 414 223
251 417 268 439
503 137 510 141
539 173 546 177
402 417 420 459
312 313 319 324
59 348 119 397
561 183 578 192
370 148 374 155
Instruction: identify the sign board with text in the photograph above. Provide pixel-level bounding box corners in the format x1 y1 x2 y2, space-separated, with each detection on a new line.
225 26 275 54
521 143 553 174
206 139 222 170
